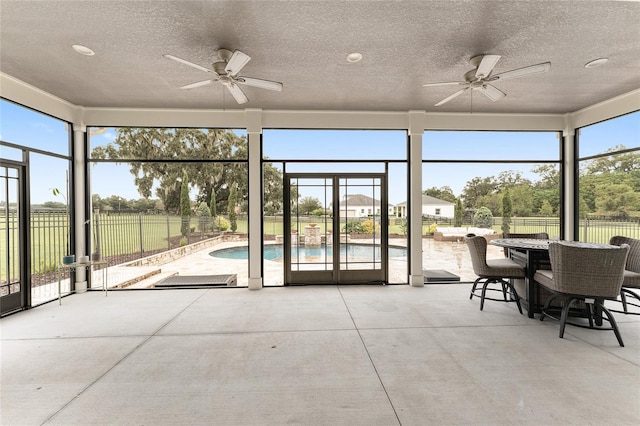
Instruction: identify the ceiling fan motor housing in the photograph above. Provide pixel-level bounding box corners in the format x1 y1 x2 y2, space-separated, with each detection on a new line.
217 48 233 62
213 61 227 75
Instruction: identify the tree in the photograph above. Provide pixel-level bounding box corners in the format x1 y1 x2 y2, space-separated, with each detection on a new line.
594 183 640 215
454 198 463 227
42 201 66 209
264 160 284 215
501 188 512 235
209 189 217 217
510 185 535 217
578 194 591 218
131 198 158 212
180 171 191 236
473 206 493 229
228 182 238 232
585 145 640 174
531 164 559 189
476 193 501 216
91 128 282 215
196 202 211 232
462 177 497 209
496 170 531 189
298 196 322 215
580 148 640 216
539 199 554 216
423 186 456 203
209 189 218 231
102 195 131 212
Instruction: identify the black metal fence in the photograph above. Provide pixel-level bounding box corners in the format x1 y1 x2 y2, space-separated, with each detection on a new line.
579 216 640 244
2 210 638 281
22 211 238 282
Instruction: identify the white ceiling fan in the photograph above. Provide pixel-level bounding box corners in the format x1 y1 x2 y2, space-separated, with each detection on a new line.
423 55 551 106
164 48 283 104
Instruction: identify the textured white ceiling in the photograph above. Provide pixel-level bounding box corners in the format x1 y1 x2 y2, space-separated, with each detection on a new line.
1 0 639 114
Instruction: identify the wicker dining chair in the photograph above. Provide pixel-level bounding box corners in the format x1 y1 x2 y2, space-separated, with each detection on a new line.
466 235 524 313
534 241 629 347
609 235 640 315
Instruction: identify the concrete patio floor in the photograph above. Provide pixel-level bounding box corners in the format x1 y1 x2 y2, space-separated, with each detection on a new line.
2 284 639 425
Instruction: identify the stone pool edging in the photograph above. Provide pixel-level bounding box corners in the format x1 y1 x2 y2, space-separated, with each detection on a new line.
121 234 245 268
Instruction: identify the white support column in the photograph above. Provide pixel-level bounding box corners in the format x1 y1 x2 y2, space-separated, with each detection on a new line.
563 122 576 241
246 109 263 290
408 111 424 286
73 124 88 292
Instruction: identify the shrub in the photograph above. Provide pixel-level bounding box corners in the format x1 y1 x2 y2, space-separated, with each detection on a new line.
311 208 325 217
399 218 408 236
214 215 230 231
342 221 365 234
361 219 380 234
473 206 494 229
428 222 437 234
179 236 188 246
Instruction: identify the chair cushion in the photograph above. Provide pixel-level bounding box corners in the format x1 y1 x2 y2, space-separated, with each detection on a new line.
485 258 525 278
534 269 555 290
623 269 640 289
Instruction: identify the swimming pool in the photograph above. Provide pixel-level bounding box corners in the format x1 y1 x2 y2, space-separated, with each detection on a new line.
210 244 407 261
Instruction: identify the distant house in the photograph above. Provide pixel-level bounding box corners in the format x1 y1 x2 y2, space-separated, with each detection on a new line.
335 194 394 218
395 195 455 218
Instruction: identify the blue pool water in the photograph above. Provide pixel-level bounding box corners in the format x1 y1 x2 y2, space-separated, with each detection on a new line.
210 244 407 261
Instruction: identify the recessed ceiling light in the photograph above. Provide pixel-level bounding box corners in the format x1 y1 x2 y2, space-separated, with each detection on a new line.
346 52 363 63
72 44 95 56
584 58 608 68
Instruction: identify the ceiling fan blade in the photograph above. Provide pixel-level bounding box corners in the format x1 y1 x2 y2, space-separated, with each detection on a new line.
478 84 506 102
422 81 466 88
434 87 469 106
225 50 251 76
164 54 211 73
493 62 551 81
226 83 249 104
180 79 215 90
236 76 283 91
475 55 501 79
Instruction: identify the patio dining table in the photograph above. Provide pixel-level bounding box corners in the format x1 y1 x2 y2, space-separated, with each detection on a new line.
490 238 552 318
490 238 617 318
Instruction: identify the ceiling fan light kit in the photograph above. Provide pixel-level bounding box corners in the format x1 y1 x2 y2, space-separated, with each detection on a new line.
423 54 551 107
164 48 283 105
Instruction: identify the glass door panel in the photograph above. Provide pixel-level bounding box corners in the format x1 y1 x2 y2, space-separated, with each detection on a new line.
1 162 26 315
285 173 386 285
286 176 334 283
338 176 387 283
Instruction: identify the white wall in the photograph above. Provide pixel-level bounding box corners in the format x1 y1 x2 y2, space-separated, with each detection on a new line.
423 205 455 218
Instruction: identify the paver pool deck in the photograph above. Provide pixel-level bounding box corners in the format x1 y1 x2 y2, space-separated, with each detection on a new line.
101 237 503 289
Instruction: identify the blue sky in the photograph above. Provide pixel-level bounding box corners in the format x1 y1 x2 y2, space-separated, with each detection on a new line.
1 99 638 205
